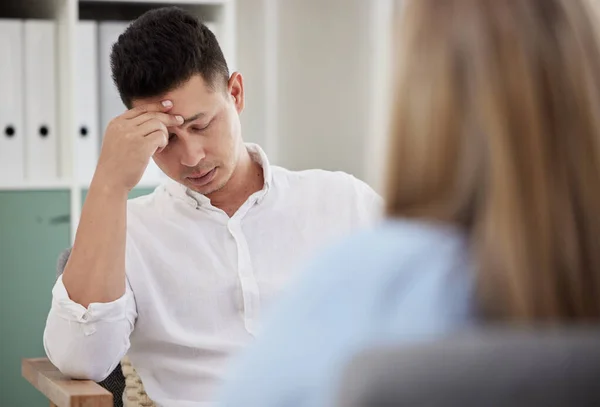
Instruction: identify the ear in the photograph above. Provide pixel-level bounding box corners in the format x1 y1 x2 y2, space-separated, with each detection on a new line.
227 72 244 114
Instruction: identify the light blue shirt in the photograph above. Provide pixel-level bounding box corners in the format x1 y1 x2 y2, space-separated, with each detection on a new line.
216 219 475 407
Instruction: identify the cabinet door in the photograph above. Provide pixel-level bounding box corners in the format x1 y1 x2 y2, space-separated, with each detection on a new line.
81 186 156 204
0 190 70 407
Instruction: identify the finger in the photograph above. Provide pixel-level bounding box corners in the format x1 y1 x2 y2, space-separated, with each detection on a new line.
122 100 174 119
136 118 169 139
145 130 168 155
132 111 184 127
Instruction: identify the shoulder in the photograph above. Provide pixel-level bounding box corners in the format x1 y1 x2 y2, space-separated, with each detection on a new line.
263 218 474 352
303 219 469 287
300 220 473 336
272 166 373 193
333 219 465 257
268 218 472 323
126 191 156 211
271 166 383 218
127 191 157 208
125 186 164 227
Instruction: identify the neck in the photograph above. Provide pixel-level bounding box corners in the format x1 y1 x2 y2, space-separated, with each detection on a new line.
207 146 264 216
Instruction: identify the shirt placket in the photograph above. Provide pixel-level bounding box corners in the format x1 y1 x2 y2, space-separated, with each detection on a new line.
227 201 261 336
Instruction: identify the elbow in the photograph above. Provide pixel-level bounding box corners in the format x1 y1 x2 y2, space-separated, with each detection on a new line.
50 357 113 383
45 344 116 382
43 327 119 382
42 287 134 383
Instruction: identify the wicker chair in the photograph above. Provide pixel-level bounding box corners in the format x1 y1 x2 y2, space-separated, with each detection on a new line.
22 249 155 407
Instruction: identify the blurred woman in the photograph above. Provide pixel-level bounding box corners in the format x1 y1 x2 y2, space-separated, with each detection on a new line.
217 0 600 406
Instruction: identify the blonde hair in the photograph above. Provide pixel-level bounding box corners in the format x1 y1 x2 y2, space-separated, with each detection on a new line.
386 0 600 322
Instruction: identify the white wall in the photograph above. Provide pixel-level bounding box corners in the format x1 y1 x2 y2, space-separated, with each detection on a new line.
235 0 270 152
276 0 370 177
236 0 394 190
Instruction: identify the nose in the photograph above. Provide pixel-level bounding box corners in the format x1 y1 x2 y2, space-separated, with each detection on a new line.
179 136 206 167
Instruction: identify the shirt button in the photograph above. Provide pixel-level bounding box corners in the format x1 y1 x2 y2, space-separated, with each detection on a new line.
83 324 97 336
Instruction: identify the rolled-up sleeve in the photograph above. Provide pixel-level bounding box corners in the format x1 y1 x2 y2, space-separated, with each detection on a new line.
43 274 137 382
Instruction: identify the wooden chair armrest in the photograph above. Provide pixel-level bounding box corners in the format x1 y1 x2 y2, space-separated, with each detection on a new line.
22 358 113 407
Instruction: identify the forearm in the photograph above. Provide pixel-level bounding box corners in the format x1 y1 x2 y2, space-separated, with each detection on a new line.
62 175 129 307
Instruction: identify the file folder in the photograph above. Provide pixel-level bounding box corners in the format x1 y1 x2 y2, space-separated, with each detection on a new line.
76 20 100 184
0 19 25 183
98 21 164 186
24 19 58 181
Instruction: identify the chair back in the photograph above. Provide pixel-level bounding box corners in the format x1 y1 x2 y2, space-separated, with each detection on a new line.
337 328 600 407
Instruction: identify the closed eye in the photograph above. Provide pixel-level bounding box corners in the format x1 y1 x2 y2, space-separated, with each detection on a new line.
191 122 211 133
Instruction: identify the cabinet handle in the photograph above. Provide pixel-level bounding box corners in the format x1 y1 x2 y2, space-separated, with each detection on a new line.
49 214 70 225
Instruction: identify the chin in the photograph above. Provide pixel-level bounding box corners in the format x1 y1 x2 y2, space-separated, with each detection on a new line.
187 177 227 196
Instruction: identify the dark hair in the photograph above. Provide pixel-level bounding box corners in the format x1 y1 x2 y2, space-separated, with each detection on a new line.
110 6 230 108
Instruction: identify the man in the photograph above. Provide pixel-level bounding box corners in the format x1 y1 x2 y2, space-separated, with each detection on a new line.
43 6 381 406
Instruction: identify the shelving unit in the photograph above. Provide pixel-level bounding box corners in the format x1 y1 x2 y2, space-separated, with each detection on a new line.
0 1 236 406
0 0 236 241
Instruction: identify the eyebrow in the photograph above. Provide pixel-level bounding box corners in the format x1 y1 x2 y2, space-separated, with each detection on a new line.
182 112 206 125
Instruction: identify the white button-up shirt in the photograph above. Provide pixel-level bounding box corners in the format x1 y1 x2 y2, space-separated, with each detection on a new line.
43 144 382 407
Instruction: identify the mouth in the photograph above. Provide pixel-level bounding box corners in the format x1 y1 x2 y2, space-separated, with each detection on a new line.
186 167 217 187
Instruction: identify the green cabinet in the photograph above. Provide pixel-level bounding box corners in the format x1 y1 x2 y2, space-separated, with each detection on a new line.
0 187 154 407
81 187 156 203
0 191 71 407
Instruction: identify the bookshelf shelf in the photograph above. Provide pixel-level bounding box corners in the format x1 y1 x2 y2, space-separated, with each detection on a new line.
79 0 231 4
0 180 73 191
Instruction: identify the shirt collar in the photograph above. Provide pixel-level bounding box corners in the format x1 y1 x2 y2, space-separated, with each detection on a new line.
162 143 273 208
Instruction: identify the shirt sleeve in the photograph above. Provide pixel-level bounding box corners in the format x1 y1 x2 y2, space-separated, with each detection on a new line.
43 274 137 382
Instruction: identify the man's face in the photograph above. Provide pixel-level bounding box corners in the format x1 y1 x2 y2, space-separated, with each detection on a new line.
131 73 245 195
